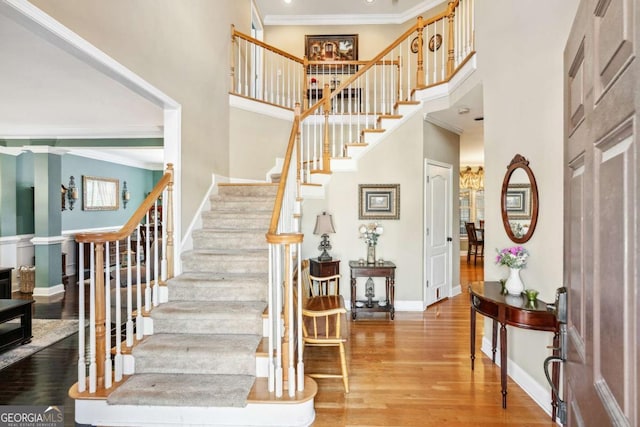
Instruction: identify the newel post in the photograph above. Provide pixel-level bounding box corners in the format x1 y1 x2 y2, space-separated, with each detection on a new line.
322 83 331 173
416 16 425 88
446 1 456 77
165 163 175 280
94 243 106 390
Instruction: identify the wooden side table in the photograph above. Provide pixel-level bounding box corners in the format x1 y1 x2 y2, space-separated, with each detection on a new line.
349 261 396 320
309 258 340 278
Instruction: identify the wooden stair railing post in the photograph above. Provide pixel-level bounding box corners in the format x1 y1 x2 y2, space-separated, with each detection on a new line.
303 58 309 110
294 104 302 202
416 16 425 88
94 242 106 390
322 83 331 173
446 1 456 77
165 163 175 280
230 24 236 93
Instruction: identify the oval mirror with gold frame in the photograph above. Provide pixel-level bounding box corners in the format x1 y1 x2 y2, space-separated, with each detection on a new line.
500 154 539 243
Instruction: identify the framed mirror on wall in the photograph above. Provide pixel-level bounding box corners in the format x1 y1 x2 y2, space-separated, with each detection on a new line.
83 176 119 211
500 154 539 243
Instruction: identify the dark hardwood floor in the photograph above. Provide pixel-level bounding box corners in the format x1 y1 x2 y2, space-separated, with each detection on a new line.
0 274 84 426
0 259 553 426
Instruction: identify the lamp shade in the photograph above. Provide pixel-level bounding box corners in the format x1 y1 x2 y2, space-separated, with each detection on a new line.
314 212 336 235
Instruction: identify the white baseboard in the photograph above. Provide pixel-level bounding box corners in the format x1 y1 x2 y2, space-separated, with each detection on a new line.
481 336 553 417
32 284 65 297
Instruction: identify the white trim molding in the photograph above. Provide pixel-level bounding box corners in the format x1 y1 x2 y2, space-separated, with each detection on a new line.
481 336 553 417
31 236 67 245
33 284 65 297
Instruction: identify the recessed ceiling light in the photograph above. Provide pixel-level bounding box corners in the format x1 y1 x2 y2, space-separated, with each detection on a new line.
457 107 470 114
365 0 376 4
284 0 292 4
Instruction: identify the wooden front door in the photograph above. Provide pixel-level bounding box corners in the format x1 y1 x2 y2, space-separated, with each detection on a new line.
564 0 638 425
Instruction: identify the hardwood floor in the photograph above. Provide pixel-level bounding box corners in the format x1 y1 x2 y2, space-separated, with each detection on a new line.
0 260 555 426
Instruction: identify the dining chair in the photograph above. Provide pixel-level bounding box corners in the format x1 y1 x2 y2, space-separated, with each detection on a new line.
465 222 484 265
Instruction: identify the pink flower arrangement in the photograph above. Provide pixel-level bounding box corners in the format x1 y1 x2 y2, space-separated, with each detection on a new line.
495 246 529 269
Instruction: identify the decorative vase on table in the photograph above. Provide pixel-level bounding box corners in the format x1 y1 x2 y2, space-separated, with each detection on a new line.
367 244 376 264
505 267 524 295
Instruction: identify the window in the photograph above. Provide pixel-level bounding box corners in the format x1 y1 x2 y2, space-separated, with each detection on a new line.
460 189 484 236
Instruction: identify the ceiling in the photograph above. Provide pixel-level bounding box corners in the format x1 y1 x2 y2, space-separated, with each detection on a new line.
255 0 446 25
0 3 164 168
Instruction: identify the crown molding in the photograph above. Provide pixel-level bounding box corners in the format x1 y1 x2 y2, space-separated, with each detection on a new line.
424 114 463 135
70 148 163 170
0 125 163 140
262 0 445 26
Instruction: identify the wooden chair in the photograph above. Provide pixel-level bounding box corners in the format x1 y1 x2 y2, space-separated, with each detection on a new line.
465 222 484 265
302 296 349 393
299 260 349 393
309 273 341 297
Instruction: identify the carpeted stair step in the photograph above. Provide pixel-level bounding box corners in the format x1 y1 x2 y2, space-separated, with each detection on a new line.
151 300 265 335
107 373 256 407
167 272 268 302
192 229 267 251
201 210 272 229
208 195 275 211
218 183 278 198
181 249 268 274
132 333 260 375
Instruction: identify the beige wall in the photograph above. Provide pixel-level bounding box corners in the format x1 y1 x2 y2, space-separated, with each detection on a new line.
31 0 252 237
301 113 425 304
424 122 460 290
476 0 579 390
229 108 292 181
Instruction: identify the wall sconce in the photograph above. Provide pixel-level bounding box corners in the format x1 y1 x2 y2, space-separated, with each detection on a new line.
67 176 78 210
122 181 131 209
313 211 336 261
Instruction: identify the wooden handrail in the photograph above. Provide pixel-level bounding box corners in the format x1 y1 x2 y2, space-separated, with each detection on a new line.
75 164 174 243
232 26 304 64
267 108 301 234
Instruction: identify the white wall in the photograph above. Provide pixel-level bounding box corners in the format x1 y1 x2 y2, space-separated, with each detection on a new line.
229 107 292 181
301 113 425 307
476 0 579 396
31 0 253 237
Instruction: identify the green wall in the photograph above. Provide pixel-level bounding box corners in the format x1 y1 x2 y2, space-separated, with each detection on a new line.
0 154 17 236
61 155 157 231
16 152 35 235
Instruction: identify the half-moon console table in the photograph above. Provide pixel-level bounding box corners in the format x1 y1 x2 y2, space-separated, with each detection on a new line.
469 281 559 420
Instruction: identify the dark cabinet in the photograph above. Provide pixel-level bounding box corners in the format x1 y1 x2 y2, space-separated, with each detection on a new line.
0 268 12 299
309 258 340 278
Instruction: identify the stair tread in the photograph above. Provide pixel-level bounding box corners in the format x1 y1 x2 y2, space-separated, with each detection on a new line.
152 300 266 319
134 333 261 354
169 272 268 282
107 373 256 407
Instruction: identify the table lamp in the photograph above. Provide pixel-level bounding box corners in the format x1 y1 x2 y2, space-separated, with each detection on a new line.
314 212 336 261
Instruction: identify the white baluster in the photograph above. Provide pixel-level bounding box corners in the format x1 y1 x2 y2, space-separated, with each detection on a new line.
114 240 123 382
77 243 86 392
136 225 143 340
104 241 112 389
89 244 97 393
126 235 134 348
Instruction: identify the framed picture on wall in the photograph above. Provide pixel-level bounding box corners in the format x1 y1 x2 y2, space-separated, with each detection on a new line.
359 184 400 220
505 184 531 219
305 34 358 74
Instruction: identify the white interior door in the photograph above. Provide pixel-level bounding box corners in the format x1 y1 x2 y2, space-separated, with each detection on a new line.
424 160 452 307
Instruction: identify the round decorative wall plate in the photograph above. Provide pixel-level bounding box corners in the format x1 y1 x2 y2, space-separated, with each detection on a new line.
429 34 442 52
410 36 421 54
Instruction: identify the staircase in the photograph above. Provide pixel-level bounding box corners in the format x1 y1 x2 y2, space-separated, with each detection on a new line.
74 183 316 427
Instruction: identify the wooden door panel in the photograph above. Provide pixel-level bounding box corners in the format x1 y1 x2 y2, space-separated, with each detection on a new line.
594 0 633 92
564 0 638 425
594 127 633 422
567 156 586 361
